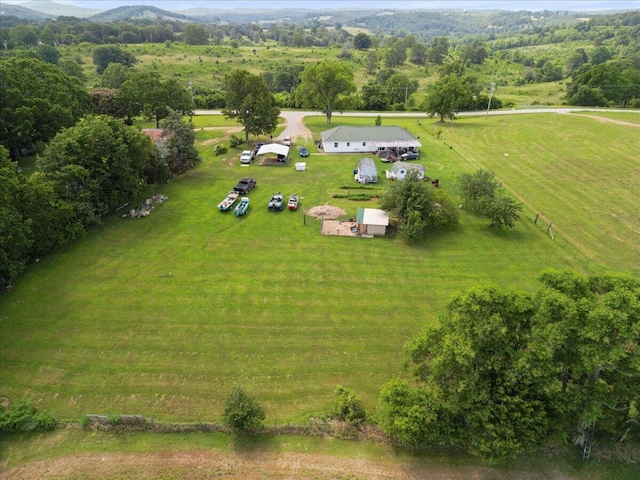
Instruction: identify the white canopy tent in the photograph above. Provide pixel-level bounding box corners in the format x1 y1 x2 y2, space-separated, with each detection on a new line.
256 143 290 158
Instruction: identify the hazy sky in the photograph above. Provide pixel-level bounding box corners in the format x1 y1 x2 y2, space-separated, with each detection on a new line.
8 1 640 11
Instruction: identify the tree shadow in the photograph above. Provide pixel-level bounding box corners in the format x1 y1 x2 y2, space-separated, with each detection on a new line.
231 431 280 454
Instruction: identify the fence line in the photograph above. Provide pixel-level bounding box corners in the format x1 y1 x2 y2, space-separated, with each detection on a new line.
418 125 595 272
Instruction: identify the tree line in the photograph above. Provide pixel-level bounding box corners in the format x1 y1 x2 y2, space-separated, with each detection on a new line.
3 9 639 109
0 57 201 291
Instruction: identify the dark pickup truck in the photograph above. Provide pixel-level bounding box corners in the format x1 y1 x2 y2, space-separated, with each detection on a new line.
233 178 257 194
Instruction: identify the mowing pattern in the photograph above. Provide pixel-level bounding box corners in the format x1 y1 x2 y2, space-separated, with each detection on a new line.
438 113 640 276
1 118 583 422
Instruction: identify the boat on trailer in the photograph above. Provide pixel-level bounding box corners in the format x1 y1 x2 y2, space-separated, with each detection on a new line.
288 193 299 211
217 191 239 211
234 197 250 216
268 192 284 211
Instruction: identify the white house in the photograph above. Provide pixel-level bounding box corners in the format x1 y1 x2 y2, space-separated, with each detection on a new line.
356 208 389 237
355 157 377 184
388 161 426 181
320 126 421 154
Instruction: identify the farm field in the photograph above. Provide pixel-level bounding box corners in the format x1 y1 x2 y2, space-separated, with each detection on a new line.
0 113 590 425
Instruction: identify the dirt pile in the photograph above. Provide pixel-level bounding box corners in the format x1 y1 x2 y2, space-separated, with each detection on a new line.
306 205 347 219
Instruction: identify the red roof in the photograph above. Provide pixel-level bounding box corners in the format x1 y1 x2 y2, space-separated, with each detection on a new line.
142 129 165 143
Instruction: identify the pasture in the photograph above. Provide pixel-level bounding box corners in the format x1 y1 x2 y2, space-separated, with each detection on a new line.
0 112 611 425
435 112 640 275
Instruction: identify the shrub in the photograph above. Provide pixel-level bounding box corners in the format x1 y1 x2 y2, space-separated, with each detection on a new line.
331 385 367 425
222 386 265 433
107 413 120 426
0 397 57 432
214 144 228 156
228 135 243 148
331 193 376 201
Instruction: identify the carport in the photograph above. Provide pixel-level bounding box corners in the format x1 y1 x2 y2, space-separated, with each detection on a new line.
256 143 290 163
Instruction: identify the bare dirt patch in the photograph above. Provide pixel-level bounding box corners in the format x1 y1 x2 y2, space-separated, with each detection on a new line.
198 126 245 146
321 220 358 237
0 450 555 480
257 156 288 166
563 112 640 128
306 205 347 219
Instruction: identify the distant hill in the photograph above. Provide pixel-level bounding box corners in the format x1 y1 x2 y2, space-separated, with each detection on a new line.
89 5 191 23
0 3 55 21
19 0 101 19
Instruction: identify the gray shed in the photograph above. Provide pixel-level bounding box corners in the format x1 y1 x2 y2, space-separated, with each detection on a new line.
356 157 377 184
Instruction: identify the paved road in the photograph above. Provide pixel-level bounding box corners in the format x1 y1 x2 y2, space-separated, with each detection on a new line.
194 108 639 141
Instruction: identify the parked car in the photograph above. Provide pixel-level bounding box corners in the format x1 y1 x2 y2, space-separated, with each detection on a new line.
299 146 308 157
253 142 264 156
283 136 291 146
401 151 420 160
233 178 257 194
240 150 253 164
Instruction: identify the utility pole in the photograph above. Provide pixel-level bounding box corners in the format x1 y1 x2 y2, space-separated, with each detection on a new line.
405 84 408 109
486 82 496 117
188 82 195 120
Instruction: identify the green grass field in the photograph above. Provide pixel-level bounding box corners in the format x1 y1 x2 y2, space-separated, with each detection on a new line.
435 112 640 275
1 112 638 478
0 113 592 425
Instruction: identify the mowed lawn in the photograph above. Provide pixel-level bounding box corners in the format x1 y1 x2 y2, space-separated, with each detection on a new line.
435 112 640 276
0 114 612 424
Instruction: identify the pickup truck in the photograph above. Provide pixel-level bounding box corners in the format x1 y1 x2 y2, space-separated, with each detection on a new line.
233 178 257 194
240 150 253 164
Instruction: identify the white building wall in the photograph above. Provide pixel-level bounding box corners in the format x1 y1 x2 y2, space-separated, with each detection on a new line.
366 224 387 236
323 141 375 154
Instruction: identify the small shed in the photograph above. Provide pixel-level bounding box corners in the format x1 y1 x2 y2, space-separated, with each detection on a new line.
355 157 377 184
390 161 426 181
356 208 389 237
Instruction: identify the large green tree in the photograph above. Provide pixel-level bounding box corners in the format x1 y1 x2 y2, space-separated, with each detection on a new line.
457 169 522 229
17 173 83 259
100 62 130 89
93 45 137 74
183 24 209 45
423 74 472 122
385 73 418 106
353 32 372 50
531 270 640 443
37 115 157 226
222 70 280 142
117 72 193 127
160 109 201 175
0 147 32 290
378 170 458 243
379 270 640 460
295 60 356 125
0 58 90 158
403 286 551 460
360 81 388 111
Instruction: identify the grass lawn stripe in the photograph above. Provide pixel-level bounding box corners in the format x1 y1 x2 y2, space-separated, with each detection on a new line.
0 114 596 422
